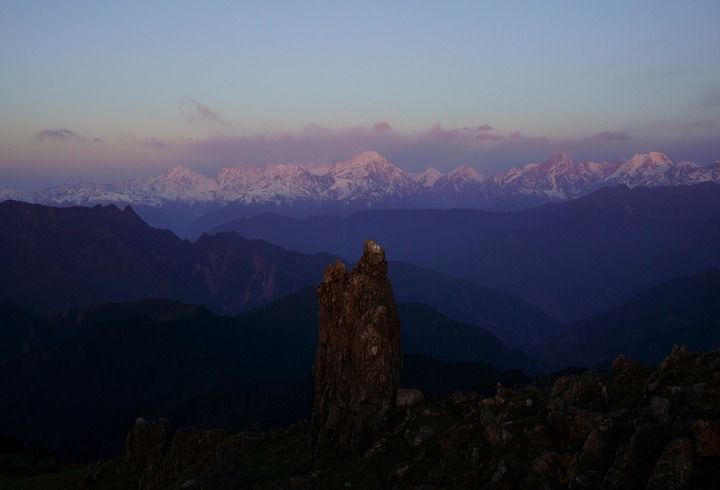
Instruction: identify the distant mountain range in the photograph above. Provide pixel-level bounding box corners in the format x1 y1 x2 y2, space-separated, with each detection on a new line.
217 183 720 321
0 200 555 347
2 150 719 235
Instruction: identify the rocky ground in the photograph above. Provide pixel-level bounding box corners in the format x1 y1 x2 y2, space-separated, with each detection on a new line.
55 345 718 490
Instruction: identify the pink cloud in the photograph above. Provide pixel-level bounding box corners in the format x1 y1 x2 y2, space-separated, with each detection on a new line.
111 121 718 177
372 121 393 132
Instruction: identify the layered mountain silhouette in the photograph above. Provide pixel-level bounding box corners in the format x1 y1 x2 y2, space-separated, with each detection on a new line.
216 183 720 320
0 200 554 348
0 289 538 461
0 200 334 314
543 269 720 368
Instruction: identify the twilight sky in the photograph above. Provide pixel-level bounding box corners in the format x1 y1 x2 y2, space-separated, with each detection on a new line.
1 1 720 189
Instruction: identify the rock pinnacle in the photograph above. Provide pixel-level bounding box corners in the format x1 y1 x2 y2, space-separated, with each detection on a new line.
310 240 402 454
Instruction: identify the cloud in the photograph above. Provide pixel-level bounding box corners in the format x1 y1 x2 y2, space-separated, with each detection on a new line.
583 131 633 142
35 128 84 142
181 97 234 128
372 121 393 132
476 132 505 141
31 121 661 176
179 122 644 173
13 120 720 191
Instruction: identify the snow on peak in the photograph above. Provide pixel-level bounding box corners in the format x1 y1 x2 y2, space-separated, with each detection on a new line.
609 152 673 182
448 164 485 182
327 151 416 199
626 152 672 169
546 152 572 165
162 166 198 179
413 168 445 187
13 150 719 211
332 151 395 172
146 165 218 201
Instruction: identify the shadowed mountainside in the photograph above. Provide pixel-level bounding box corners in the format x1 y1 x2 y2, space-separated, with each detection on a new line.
0 200 557 351
0 200 334 315
214 183 720 320
0 287 539 461
543 269 720 369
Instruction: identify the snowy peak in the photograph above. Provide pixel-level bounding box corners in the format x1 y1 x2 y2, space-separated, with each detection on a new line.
542 152 574 172
413 168 445 187
327 151 417 200
11 150 720 212
613 152 672 177
161 166 200 181
447 164 485 182
147 166 218 201
330 151 402 177
607 152 678 187
545 152 572 165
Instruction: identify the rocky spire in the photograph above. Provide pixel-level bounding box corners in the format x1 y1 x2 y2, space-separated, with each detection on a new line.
311 240 401 454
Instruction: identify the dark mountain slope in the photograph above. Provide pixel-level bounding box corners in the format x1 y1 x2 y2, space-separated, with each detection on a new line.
543 269 720 368
0 200 556 350
0 200 334 314
214 183 720 320
238 287 542 374
389 261 558 349
0 291 539 461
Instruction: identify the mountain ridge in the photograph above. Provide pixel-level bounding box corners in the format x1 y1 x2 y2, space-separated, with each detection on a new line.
0 200 555 347
3 151 719 225
542 268 720 368
214 183 720 321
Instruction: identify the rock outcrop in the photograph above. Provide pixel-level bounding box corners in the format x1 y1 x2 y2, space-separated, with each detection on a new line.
310 240 402 454
74 345 720 489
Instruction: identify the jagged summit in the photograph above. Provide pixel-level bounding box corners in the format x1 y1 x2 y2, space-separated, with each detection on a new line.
610 151 672 178
412 167 444 187
10 150 720 217
333 150 393 168
447 164 485 182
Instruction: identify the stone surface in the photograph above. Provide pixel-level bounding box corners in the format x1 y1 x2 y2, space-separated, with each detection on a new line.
310 240 402 454
646 438 694 490
396 388 424 409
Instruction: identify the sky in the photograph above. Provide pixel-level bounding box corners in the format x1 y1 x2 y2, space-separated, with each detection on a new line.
1 1 720 189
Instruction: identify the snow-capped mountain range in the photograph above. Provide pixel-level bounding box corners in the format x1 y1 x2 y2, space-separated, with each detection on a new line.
4 150 720 212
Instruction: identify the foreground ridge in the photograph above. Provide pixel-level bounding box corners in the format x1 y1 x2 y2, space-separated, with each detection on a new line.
75 345 720 489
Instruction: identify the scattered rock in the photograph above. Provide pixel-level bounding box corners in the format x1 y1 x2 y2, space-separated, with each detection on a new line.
646 438 694 490
397 388 424 409
691 420 720 457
